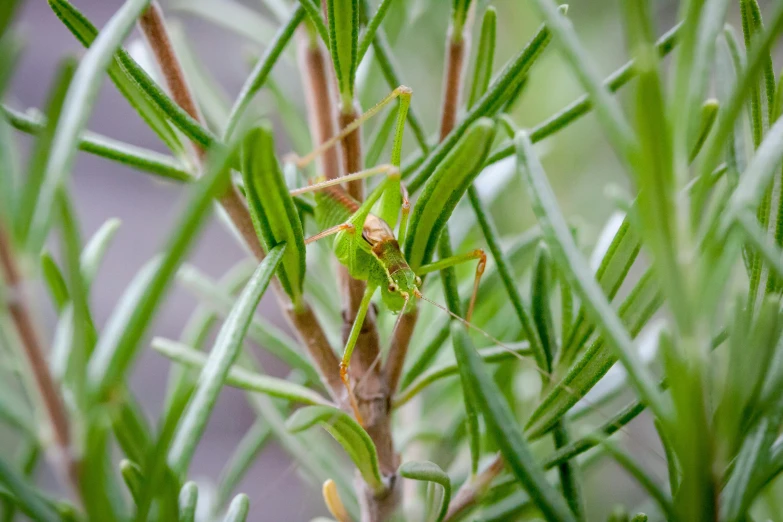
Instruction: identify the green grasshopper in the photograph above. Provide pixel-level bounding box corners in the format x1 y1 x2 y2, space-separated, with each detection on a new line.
287 86 487 422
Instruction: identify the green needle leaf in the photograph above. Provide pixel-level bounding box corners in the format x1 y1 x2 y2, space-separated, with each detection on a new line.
177 264 320 384
178 482 198 522
168 245 286 475
0 458 60 522
223 7 305 141
405 118 496 270
725 117 783 228
356 0 392 62
407 12 557 192
482 23 680 168
394 344 531 408
29 0 156 253
286 405 385 494
119 459 143 505
224 493 250 522
3 105 193 182
467 7 496 109
80 218 122 291
240 125 306 305
15 58 74 244
217 419 272 507
398 461 451 522
87 141 233 400
171 0 276 45
531 0 635 165
451 322 576 522
326 0 359 108
47 0 186 155
48 0 217 150
151 336 331 406
589 437 674 519
40 251 69 312
515 130 667 423
690 99 719 162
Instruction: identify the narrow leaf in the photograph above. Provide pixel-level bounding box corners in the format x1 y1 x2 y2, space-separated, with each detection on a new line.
515 131 667 422
690 99 719 161
178 482 198 522
407 14 557 192
168 245 286 474
80 218 121 291
171 0 276 45
3 105 193 181
223 494 250 522
726 117 783 224
286 405 385 494
398 461 451 522
531 0 635 164
87 142 232 399
356 0 392 62
394 344 530 408
30 0 157 252
326 0 359 106
590 437 674 519
467 186 546 369
119 459 143 505
223 6 305 140
240 125 306 304
481 24 680 168
217 419 271 507
467 7 496 109
405 118 496 270
0 458 60 522
47 0 186 155
177 264 319 383
451 322 576 522
151 336 330 406
16 58 75 243
40 252 69 312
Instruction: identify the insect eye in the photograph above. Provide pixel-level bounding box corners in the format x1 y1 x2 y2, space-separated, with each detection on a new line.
388 283 398 293
415 276 422 287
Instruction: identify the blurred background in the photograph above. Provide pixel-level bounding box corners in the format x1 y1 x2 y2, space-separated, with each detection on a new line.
4 0 779 520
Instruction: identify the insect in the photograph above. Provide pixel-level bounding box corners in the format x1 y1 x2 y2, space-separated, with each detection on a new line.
286 86 487 422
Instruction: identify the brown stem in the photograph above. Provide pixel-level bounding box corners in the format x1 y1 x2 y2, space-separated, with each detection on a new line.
138 2 204 126
285 304 343 397
443 454 504 522
439 30 467 141
0 224 79 492
339 108 365 201
384 308 418 394
298 31 342 182
137 3 343 395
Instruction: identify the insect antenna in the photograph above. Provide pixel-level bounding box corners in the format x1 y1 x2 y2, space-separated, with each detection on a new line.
413 291 668 467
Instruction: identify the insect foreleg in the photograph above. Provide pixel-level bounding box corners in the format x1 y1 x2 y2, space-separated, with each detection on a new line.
417 249 487 322
289 164 396 196
304 223 355 245
291 86 413 169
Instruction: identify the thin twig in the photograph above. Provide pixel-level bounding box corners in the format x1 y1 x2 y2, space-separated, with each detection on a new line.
439 33 467 140
137 2 343 395
443 454 505 522
298 31 342 182
0 224 80 492
384 308 417 393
